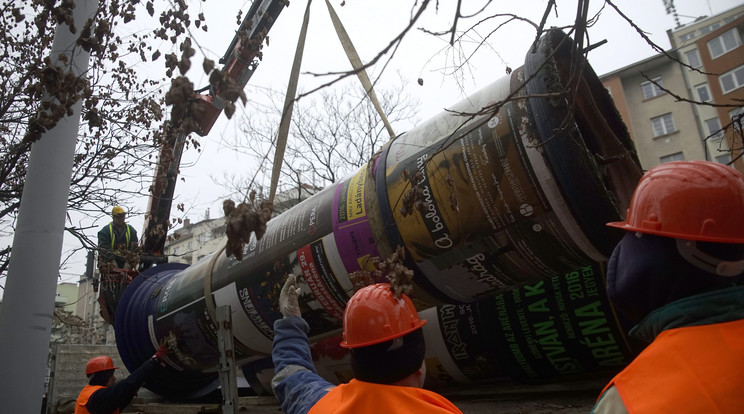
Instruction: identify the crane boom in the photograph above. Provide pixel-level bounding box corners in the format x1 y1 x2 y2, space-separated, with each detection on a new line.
96 1 288 324
138 0 288 268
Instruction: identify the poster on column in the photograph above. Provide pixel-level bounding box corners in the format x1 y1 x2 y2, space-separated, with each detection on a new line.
154 292 221 372
430 303 505 383
481 263 635 382
332 168 383 273
204 184 340 349
379 80 594 302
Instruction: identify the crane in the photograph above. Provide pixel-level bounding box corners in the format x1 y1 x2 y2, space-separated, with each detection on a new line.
97 0 289 323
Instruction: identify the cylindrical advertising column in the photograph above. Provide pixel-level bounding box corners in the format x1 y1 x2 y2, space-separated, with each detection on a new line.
114 29 642 399
421 262 637 386
240 262 638 393
372 30 641 304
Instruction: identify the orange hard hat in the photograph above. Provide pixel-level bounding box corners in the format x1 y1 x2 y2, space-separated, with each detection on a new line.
607 160 744 243
340 283 426 349
85 356 119 375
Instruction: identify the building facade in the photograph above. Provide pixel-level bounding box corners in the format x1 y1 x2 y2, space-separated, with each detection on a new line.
55 282 79 314
164 216 227 265
601 4 744 172
75 276 115 344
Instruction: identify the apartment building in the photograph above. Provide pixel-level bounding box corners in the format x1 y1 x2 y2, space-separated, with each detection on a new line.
601 4 744 172
54 282 79 314
164 216 227 265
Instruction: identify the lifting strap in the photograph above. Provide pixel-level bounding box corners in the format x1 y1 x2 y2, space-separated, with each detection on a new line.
269 0 313 203
269 0 397 202
324 0 396 139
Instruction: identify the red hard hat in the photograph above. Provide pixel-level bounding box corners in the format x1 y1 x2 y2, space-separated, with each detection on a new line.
607 160 744 243
85 356 119 375
340 283 426 348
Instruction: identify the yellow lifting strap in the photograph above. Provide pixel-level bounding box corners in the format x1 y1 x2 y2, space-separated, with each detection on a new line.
324 0 396 140
269 0 313 203
269 0 397 203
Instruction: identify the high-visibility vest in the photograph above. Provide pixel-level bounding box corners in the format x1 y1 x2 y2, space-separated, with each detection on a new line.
309 379 462 414
75 385 120 414
108 223 131 251
603 319 744 413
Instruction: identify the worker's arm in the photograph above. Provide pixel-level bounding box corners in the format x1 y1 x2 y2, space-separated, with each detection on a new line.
271 316 335 414
271 274 334 414
86 358 158 414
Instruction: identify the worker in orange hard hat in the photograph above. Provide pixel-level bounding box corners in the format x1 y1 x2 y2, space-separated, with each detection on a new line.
75 344 170 414
271 274 462 414
592 161 744 414
97 206 139 269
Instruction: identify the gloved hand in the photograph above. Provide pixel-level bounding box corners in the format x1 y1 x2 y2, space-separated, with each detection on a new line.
152 340 170 363
279 273 302 318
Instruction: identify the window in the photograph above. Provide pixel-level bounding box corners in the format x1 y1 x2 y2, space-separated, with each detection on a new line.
699 22 721 35
704 117 724 140
695 83 711 102
641 77 665 99
651 113 676 137
660 152 685 163
679 32 696 42
684 49 701 68
707 29 741 59
719 65 744 94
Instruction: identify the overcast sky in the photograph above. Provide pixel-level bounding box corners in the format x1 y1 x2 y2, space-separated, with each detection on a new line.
177 0 741 208
22 0 743 286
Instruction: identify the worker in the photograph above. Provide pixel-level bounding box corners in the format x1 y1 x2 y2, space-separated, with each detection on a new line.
75 344 169 414
271 274 462 413
97 206 138 268
592 160 744 413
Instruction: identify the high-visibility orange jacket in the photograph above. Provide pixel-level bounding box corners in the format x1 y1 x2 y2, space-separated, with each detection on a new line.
75 385 120 414
272 317 463 414
309 379 462 414
74 359 157 414
593 287 744 414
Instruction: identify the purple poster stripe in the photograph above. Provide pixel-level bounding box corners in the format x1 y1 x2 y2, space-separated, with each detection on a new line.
332 173 381 273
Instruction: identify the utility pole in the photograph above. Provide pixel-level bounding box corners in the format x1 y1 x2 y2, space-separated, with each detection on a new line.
0 1 99 412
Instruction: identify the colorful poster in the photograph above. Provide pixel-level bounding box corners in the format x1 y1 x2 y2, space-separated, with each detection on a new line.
482 263 634 382
333 168 383 273
297 241 346 320
379 81 596 301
